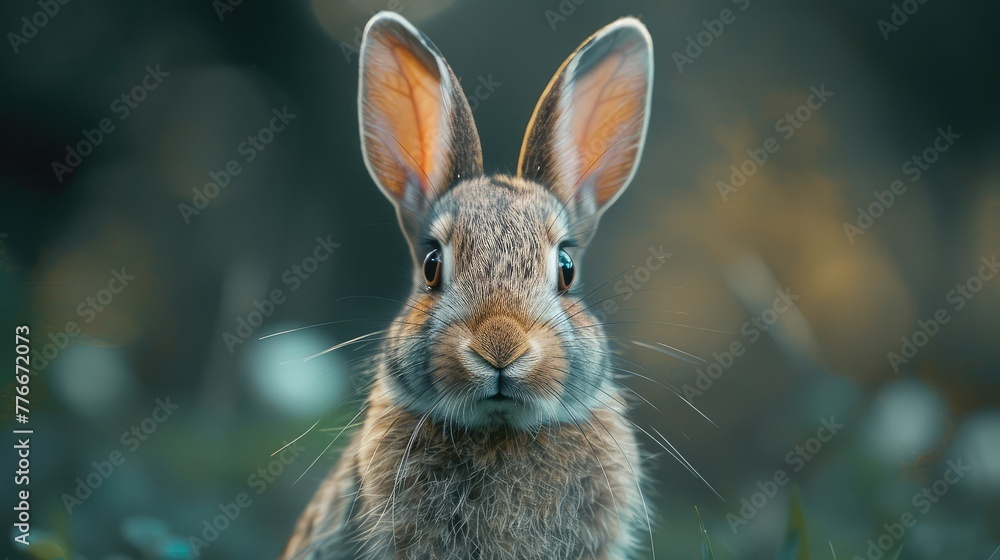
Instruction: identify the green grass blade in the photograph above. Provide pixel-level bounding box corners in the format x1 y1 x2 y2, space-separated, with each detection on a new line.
696 506 716 560
775 486 809 560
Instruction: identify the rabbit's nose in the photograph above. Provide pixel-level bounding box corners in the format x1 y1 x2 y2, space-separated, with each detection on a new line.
468 315 530 370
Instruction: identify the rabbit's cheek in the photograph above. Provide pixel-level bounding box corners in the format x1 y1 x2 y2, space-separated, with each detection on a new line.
553 299 613 393
397 292 437 326
425 326 473 394
520 328 570 398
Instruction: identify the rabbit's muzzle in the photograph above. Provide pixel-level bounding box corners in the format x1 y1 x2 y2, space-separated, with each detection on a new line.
468 315 531 370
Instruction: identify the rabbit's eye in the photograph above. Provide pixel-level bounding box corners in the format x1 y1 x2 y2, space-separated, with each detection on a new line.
557 248 574 293
423 247 443 289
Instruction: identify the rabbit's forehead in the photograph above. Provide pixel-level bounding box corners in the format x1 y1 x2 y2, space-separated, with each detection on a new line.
425 177 569 287
430 177 569 254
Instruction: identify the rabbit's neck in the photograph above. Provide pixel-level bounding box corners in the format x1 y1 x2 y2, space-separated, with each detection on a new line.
347 396 646 559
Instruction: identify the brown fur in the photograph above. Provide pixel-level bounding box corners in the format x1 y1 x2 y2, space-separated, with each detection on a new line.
283 11 653 560
285 380 643 560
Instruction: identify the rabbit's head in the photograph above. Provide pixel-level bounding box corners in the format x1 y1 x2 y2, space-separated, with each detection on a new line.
359 12 653 430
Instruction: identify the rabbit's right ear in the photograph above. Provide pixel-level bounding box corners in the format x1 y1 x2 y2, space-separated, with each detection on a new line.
517 18 653 240
359 12 483 239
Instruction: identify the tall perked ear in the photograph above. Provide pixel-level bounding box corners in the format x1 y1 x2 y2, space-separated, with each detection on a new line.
359 12 483 247
517 17 653 241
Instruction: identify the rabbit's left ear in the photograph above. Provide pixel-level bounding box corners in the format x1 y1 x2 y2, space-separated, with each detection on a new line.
359 12 483 242
518 18 652 230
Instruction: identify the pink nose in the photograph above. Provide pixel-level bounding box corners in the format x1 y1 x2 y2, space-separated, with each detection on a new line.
468 316 530 369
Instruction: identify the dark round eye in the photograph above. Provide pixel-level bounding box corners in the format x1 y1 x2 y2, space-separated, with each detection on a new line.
423 247 443 289
557 248 574 293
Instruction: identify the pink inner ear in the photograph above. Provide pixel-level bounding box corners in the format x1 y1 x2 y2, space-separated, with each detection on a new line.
363 35 444 199
566 45 648 207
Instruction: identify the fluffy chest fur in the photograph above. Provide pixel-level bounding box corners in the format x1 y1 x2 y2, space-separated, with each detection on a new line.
340 397 646 560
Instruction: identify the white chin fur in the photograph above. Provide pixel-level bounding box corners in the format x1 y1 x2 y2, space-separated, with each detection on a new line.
426 390 610 432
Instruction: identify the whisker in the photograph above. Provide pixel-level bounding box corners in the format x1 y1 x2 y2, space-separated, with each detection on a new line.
272 374 380 457
591 337 707 365
294 402 371 485
346 385 437 523
338 294 433 316
291 352 380 396
612 366 717 428
554 288 669 330
566 390 657 560
538 385 623 526
557 375 721 502
283 330 387 364
536 265 638 328
260 318 392 340
650 425 723 501
384 395 446 553
575 320 733 336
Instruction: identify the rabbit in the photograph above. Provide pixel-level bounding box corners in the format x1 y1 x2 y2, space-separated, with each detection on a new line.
282 10 654 560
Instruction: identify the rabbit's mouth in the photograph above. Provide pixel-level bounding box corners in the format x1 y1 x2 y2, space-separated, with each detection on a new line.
422 321 580 429
484 376 518 402
462 344 538 404
480 374 522 403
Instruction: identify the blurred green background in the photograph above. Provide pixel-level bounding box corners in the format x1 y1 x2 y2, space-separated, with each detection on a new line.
1 0 998 558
